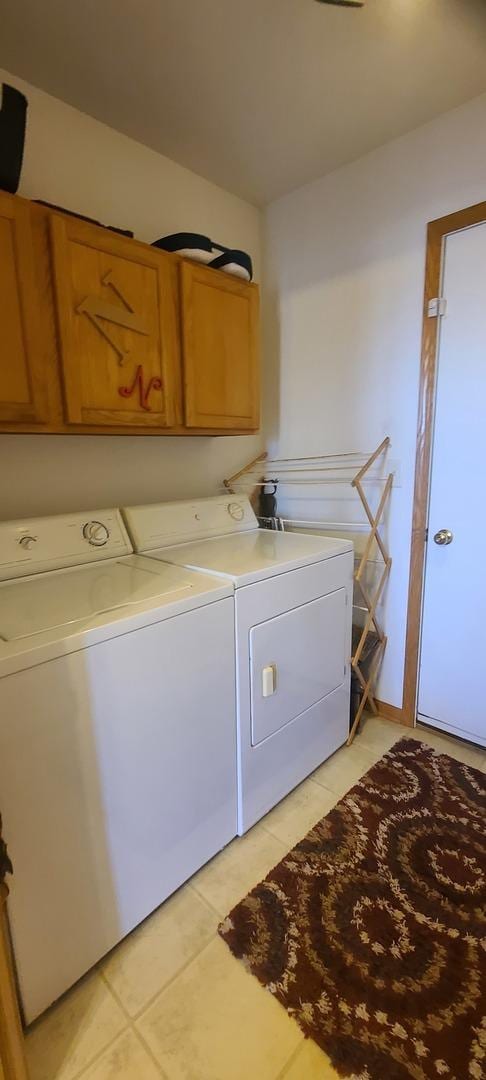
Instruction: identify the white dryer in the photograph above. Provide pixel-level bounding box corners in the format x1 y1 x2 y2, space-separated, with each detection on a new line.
124 496 354 834
0 508 237 1022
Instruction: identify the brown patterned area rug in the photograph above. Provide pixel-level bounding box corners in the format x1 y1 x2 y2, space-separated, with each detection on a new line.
219 738 486 1080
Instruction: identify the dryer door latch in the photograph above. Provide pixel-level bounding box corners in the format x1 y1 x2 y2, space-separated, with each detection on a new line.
262 664 277 698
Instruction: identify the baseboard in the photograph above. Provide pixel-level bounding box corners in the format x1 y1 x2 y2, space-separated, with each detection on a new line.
375 699 411 727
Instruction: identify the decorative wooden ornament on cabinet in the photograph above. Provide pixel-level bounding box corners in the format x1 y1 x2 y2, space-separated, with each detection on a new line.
118 365 163 411
76 270 150 365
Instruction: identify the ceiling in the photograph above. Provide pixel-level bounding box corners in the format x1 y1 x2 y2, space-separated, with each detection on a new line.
1 0 486 205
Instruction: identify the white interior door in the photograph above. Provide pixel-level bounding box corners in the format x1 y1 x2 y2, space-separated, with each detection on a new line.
418 220 486 748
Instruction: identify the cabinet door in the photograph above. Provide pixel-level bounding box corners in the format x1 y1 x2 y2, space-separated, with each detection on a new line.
181 262 260 430
50 215 181 427
0 193 48 423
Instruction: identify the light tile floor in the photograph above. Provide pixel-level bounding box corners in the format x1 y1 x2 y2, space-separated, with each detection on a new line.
25 718 485 1080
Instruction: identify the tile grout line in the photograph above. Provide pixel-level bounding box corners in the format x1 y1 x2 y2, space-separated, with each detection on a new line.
129 1024 170 1079
98 935 212 1025
97 967 169 1079
132 932 306 1080
131 933 221 1025
63 1025 132 1080
189 880 226 919
186 879 226 920
96 885 224 1024
97 964 133 1021
258 818 328 848
274 1037 305 1080
249 820 289 847
30 968 131 1080
310 775 356 797
67 1021 169 1080
259 821 292 844
306 775 341 794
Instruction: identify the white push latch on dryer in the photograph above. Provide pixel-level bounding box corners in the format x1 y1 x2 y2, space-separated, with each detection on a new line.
262 664 277 698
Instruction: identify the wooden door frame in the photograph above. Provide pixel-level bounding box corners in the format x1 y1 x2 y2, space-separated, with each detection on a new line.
402 199 486 727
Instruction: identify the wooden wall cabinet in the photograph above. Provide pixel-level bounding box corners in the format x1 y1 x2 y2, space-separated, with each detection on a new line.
50 214 181 428
181 261 260 430
0 192 49 424
0 194 260 435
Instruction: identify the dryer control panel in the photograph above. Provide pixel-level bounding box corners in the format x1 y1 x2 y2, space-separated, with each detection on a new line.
0 509 132 581
124 495 258 552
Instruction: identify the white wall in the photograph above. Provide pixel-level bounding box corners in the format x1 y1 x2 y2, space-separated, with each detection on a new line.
264 91 486 708
0 69 263 519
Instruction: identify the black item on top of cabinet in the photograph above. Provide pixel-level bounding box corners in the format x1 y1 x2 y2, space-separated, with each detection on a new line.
33 201 134 236
153 232 213 260
152 232 253 281
0 84 27 194
210 248 252 281
0 813 13 885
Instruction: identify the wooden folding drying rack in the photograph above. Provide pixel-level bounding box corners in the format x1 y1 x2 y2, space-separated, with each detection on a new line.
224 437 393 745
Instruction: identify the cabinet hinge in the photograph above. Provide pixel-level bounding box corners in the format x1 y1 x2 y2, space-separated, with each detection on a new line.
427 297 447 318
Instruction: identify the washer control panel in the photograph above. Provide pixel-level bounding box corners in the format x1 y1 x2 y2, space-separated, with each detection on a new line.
0 509 132 581
125 495 258 552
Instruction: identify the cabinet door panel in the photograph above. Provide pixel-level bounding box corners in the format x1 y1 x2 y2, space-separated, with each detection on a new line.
50 215 180 427
0 193 48 423
181 262 259 430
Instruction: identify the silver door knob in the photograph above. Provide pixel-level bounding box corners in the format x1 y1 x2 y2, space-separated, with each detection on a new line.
433 529 453 546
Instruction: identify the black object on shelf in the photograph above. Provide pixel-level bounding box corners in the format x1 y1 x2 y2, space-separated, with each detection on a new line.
152 232 253 281
0 813 13 885
33 200 134 237
0 83 28 194
349 625 380 731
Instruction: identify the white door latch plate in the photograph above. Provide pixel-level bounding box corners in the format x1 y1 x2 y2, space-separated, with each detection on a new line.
262 664 277 698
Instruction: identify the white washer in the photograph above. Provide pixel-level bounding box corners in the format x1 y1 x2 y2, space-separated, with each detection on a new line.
0 508 237 1022
124 496 354 834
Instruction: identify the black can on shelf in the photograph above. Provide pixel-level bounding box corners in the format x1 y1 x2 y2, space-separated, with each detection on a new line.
0 83 28 194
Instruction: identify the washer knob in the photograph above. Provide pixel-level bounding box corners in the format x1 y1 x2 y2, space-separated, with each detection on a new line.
227 502 244 521
19 535 37 550
83 520 110 547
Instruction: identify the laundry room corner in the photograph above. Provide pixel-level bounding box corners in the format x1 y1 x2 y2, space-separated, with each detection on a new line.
262 89 486 713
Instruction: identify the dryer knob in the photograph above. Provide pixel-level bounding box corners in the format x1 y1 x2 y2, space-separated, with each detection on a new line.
227 502 244 521
19 535 37 550
83 520 110 547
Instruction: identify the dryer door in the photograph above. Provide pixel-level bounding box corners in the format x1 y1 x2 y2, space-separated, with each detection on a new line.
250 588 347 746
